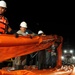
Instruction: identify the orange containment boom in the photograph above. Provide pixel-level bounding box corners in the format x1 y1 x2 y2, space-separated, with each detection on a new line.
0 34 63 67
0 34 42 47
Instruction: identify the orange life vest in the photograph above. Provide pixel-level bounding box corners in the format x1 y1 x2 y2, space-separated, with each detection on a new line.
0 16 8 34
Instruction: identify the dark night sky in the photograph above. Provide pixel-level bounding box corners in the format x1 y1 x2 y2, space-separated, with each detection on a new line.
4 0 75 49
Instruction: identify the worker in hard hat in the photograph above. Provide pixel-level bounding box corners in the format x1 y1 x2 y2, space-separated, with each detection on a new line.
16 21 28 36
0 0 12 69
38 30 46 36
15 21 35 37
13 21 36 70
37 30 46 70
0 0 12 34
38 30 56 69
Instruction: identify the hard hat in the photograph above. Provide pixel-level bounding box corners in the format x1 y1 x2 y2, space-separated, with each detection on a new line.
20 21 27 28
38 30 44 35
0 0 7 8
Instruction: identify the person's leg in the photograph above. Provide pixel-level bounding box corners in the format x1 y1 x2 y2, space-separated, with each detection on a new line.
38 50 46 70
26 54 31 66
46 51 51 69
21 55 27 69
13 56 21 70
38 51 43 70
42 50 46 69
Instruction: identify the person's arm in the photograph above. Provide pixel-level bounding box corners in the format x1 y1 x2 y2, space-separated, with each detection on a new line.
14 30 21 38
7 25 12 33
5 18 12 33
26 29 37 36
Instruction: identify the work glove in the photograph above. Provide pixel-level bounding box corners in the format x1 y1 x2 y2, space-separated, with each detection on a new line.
14 33 19 38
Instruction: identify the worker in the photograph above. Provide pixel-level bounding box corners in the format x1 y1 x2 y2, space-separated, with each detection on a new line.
14 21 36 70
37 30 46 70
15 21 35 37
0 0 12 69
38 30 46 36
0 0 12 34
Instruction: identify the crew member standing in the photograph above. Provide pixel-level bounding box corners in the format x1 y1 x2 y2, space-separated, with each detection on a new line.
0 0 12 34
37 30 46 70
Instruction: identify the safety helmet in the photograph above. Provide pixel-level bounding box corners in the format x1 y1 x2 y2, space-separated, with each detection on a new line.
0 0 7 8
20 21 27 28
38 30 44 35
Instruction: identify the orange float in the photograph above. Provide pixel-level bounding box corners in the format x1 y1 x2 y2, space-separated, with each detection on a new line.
0 34 63 67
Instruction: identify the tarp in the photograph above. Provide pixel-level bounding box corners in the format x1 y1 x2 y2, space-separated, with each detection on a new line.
0 34 63 67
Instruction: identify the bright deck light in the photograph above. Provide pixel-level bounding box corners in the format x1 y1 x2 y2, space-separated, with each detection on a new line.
64 50 67 53
61 56 64 60
70 50 73 54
